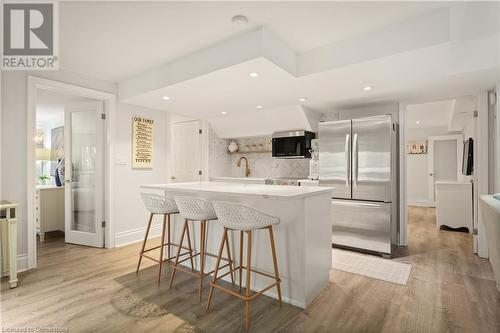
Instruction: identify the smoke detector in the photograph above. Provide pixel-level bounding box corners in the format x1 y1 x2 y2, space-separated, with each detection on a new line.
232 15 248 25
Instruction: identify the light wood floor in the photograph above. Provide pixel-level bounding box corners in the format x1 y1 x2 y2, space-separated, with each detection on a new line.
2 206 499 332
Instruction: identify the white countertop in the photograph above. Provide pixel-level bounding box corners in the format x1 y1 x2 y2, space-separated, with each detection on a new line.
434 180 472 185
480 194 500 214
36 185 64 190
141 182 334 199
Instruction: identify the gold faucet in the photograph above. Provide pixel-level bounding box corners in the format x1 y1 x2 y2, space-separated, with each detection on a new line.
236 156 251 177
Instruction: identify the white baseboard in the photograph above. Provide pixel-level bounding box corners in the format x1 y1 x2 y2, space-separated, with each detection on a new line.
17 254 28 273
115 223 163 247
408 200 435 207
1 254 28 277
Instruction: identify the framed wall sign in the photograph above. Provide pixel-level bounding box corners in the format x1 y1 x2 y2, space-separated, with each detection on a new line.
132 116 154 168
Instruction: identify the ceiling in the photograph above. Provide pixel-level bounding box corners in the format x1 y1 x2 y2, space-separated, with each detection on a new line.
406 100 455 129
59 1 451 82
56 1 499 124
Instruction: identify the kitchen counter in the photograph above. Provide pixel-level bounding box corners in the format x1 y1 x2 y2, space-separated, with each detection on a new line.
142 181 333 200
479 195 500 292
141 181 334 308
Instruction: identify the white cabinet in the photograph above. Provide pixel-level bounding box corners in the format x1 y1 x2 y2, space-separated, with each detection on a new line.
35 186 65 241
435 181 473 232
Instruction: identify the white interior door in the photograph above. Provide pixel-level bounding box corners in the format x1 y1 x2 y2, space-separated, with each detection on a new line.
171 120 202 182
64 102 104 247
428 135 463 203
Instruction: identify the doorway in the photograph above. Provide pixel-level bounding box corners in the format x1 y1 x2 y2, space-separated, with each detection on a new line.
404 97 475 244
35 90 105 248
27 76 116 269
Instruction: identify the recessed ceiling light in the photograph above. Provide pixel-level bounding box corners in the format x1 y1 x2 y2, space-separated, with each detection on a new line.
363 86 373 91
249 72 259 78
256 105 263 109
298 97 308 102
232 15 248 25
416 121 421 124
221 111 227 115
162 96 170 100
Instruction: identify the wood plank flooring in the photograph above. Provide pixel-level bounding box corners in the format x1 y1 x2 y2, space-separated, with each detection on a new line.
1 206 499 332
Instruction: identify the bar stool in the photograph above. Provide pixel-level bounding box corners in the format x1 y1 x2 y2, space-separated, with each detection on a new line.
207 201 282 330
169 196 235 302
136 193 194 286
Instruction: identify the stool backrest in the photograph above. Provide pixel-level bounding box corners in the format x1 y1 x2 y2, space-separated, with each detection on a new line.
212 201 279 230
140 193 178 214
175 196 217 221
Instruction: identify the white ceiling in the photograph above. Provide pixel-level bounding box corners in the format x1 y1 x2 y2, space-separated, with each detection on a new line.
59 1 451 82
406 100 455 129
55 1 499 125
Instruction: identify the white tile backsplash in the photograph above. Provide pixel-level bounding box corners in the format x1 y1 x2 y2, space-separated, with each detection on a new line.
208 127 310 179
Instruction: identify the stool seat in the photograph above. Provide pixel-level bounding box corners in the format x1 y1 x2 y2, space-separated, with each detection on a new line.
174 196 217 221
212 201 280 231
140 193 178 215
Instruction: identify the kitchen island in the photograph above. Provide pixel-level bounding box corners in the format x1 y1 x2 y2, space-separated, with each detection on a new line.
141 182 333 308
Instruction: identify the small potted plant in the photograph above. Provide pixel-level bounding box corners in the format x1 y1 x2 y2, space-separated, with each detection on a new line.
38 175 50 185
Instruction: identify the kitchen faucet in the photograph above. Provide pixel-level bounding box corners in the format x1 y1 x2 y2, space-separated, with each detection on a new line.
236 156 251 177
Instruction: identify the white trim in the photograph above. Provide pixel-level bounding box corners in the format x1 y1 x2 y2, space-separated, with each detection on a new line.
27 76 117 270
476 92 489 258
495 85 500 193
200 120 210 181
17 254 28 273
115 224 164 248
398 104 408 246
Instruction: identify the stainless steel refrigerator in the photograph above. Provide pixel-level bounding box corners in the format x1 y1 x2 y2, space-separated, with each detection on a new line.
319 115 398 256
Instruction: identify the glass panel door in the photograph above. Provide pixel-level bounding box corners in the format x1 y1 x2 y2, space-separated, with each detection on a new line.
64 102 104 247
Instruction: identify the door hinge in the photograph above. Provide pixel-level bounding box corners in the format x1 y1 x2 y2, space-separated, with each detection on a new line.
101 113 106 120
198 170 202 175
102 221 106 228
199 129 202 134
473 228 478 235
473 110 478 118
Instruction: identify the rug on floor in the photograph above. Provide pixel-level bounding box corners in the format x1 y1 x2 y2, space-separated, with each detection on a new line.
332 248 412 285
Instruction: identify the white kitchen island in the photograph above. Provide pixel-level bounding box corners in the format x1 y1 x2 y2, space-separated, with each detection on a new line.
141 182 333 308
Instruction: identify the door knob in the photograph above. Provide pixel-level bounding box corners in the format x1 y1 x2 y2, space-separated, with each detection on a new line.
171 176 176 180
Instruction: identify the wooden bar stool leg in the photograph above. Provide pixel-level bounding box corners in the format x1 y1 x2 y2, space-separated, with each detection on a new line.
225 229 235 285
185 220 195 271
268 226 282 305
136 213 153 275
206 228 227 311
199 220 207 302
167 214 171 261
169 220 188 289
245 230 252 331
157 214 167 286
239 230 244 293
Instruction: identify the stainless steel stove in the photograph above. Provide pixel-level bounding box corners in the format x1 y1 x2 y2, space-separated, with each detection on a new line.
265 178 301 186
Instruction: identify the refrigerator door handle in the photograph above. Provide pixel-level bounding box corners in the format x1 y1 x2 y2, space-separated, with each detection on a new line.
345 134 350 187
353 133 358 187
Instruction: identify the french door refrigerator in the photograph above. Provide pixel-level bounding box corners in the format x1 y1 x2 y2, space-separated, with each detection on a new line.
319 115 397 256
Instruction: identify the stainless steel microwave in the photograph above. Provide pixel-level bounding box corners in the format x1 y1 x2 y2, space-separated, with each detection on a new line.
272 130 315 158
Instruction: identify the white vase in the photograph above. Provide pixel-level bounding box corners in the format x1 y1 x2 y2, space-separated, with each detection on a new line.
228 141 239 152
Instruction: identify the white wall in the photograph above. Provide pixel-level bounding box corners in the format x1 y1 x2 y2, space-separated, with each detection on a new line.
113 103 170 246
